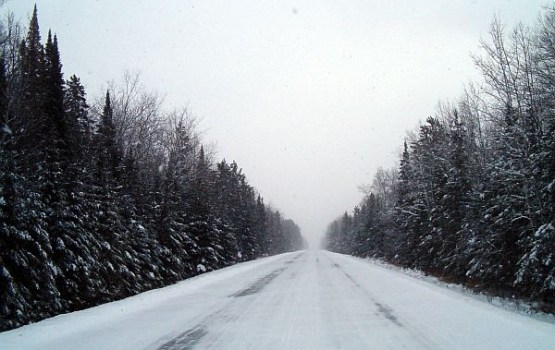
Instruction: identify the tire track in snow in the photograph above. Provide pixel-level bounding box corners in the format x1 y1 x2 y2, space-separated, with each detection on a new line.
332 262 404 327
152 252 303 350
193 251 310 349
231 252 304 297
329 256 403 326
317 252 401 348
155 326 207 350
231 266 288 297
324 252 437 349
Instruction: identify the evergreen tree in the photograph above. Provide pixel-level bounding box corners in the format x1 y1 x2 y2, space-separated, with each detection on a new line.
393 141 418 266
441 111 472 279
96 91 120 183
44 31 67 155
323 5 555 308
64 74 89 160
17 5 45 165
0 5 305 331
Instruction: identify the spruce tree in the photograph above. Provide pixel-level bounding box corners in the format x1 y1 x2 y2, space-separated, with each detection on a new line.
441 111 472 279
17 5 46 164
394 140 418 266
44 31 67 160
96 91 120 183
64 74 90 161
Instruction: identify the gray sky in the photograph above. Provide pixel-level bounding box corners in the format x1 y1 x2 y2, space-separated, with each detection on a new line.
5 0 547 247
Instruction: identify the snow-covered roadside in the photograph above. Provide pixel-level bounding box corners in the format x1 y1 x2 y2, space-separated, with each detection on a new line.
325 250 555 349
2 249 554 350
335 252 555 324
0 252 298 350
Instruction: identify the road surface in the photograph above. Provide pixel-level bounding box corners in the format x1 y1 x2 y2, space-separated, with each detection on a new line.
1 250 554 349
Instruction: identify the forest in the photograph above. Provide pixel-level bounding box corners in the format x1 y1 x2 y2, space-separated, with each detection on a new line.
324 7 555 310
0 6 305 331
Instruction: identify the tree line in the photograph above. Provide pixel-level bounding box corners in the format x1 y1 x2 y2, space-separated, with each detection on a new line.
0 6 305 331
323 7 555 310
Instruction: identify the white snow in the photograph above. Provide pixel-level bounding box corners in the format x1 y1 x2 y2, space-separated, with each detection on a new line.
2 124 12 135
1 250 555 350
196 264 207 273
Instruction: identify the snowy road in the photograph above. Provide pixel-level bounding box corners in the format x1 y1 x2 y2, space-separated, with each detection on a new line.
2 250 555 349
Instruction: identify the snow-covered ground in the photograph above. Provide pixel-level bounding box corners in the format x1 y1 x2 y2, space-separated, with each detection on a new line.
1 250 554 349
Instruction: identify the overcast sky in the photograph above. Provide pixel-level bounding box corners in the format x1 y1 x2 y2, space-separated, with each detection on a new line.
4 0 547 247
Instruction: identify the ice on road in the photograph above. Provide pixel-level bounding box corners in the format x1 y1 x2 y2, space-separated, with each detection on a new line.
2 250 554 349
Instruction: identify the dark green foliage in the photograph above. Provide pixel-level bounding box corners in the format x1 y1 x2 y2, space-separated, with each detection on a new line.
96 91 120 183
64 74 89 160
324 7 555 309
0 7 305 332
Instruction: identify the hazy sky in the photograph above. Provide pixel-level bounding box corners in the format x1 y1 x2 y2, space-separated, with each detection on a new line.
4 0 547 246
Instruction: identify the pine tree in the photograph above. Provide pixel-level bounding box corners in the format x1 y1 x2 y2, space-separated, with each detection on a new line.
0 55 15 224
64 74 89 160
0 5 305 331
393 140 418 266
256 195 270 255
44 31 67 155
409 117 449 271
189 146 211 219
96 91 120 183
441 111 472 279
512 8 555 301
17 5 46 165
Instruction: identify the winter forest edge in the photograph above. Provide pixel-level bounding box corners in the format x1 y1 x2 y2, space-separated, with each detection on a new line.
0 6 305 331
323 6 555 312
